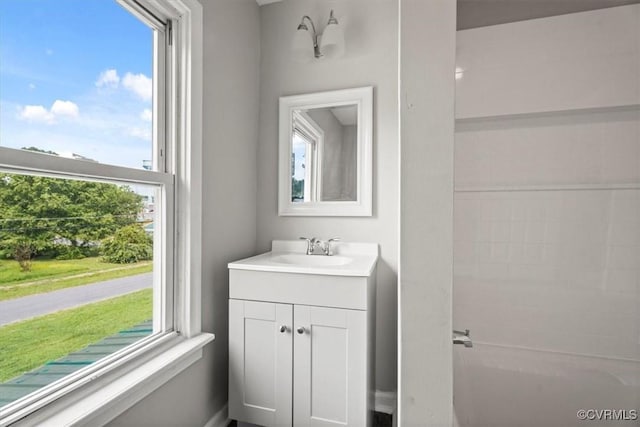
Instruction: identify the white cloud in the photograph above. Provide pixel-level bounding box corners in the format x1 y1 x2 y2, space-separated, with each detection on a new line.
45 49 54 56
140 109 152 122
51 100 79 118
128 126 151 141
28 83 36 90
95 69 120 88
18 100 79 124
2 96 153 169
122 72 152 101
18 105 54 124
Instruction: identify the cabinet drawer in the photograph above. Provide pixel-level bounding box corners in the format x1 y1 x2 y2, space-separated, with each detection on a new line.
229 269 373 310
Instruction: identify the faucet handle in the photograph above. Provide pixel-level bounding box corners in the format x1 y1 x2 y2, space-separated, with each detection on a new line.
326 237 340 256
299 237 313 254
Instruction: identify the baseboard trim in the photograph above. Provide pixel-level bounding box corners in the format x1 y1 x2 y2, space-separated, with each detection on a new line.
209 391 396 427
375 390 397 415
204 403 229 427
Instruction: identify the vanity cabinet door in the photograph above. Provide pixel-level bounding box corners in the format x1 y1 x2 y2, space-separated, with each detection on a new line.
293 305 367 426
229 299 293 427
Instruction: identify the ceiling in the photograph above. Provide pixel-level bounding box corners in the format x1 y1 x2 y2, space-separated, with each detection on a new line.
255 0 639 31
457 0 640 29
330 106 357 126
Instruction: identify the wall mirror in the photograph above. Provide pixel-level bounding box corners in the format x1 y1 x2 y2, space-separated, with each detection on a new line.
279 86 373 216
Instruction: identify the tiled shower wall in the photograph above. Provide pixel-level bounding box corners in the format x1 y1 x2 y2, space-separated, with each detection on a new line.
453 5 639 426
454 189 639 359
454 108 640 359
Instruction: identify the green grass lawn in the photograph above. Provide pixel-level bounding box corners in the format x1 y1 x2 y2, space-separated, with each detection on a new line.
0 257 147 286
0 289 152 382
0 257 152 301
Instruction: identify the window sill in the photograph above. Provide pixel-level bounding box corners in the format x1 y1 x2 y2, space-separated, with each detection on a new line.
10 332 214 427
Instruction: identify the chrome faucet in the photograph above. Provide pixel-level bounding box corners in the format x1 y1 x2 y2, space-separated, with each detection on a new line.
453 329 473 348
299 237 340 256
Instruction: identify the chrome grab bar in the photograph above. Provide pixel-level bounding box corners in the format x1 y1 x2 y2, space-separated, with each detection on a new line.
453 329 473 348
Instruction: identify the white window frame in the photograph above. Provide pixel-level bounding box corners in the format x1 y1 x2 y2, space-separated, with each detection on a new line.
292 110 324 202
0 1 210 425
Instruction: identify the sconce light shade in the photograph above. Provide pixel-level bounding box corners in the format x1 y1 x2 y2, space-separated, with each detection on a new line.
292 25 315 62
291 10 344 62
319 11 344 59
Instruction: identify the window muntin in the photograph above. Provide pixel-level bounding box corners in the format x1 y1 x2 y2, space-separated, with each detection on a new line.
0 0 176 417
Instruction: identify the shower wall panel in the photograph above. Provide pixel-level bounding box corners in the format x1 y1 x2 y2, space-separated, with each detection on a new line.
453 5 640 427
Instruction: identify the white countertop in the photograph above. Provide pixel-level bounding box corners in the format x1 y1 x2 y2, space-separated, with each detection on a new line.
228 240 379 277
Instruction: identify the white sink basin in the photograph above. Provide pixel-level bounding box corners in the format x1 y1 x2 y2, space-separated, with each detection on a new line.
270 253 352 267
228 240 378 277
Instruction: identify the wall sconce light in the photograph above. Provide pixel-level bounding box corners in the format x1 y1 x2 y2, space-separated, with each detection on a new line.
292 10 345 61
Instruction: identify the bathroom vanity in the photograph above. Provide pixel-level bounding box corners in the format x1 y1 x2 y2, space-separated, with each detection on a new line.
228 240 377 427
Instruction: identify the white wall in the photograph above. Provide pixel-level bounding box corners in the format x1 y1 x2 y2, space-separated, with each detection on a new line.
108 0 261 425
455 5 639 119
453 5 640 427
399 0 457 425
256 0 399 392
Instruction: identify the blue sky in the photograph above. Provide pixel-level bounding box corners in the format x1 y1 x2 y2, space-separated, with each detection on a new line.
0 0 153 169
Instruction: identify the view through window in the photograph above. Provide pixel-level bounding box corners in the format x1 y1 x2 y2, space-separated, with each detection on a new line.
0 0 167 409
292 131 312 202
291 111 321 203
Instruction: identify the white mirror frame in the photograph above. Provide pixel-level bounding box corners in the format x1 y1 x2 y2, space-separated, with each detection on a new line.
278 86 373 216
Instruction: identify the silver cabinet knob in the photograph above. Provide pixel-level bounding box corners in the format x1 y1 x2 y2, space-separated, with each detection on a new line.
297 326 306 334
280 325 288 333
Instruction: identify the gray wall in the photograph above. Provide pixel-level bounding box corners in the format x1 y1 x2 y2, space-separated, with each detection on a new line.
306 109 355 201
257 0 399 392
341 124 357 201
108 0 261 425
307 109 344 200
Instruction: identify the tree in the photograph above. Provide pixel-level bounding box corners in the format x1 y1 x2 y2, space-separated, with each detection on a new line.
21 146 58 156
101 224 152 264
291 178 304 201
13 239 34 272
0 173 143 263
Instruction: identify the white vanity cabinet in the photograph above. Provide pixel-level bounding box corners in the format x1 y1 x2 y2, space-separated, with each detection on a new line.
228 243 377 427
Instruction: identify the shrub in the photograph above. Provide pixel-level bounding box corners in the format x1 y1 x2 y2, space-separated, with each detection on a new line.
0 248 12 260
55 246 87 260
101 225 152 264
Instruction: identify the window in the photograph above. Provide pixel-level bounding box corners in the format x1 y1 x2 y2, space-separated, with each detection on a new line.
291 111 323 203
0 0 206 424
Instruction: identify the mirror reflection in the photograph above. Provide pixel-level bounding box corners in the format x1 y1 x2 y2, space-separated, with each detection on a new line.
291 105 357 203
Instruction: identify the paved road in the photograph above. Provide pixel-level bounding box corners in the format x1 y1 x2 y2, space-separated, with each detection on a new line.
0 273 152 326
